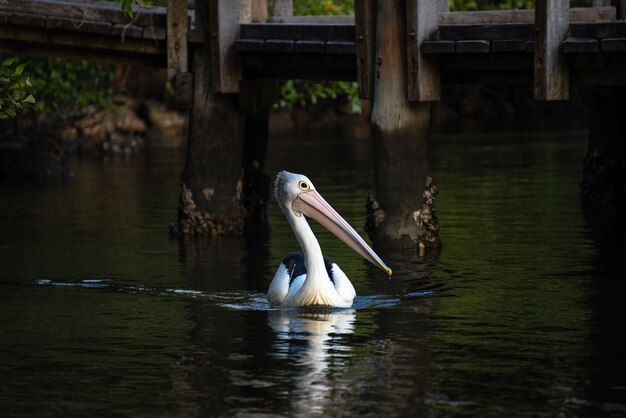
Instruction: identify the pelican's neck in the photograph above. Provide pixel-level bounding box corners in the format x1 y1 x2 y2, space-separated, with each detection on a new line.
283 206 326 281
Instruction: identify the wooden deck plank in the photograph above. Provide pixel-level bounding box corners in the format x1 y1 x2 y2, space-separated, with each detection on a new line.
0 24 165 66
10 12 46 27
569 22 626 38
77 21 111 35
562 38 599 53
236 39 265 52
264 39 294 53
492 39 529 52
111 24 143 38
601 38 626 52
45 16 82 31
438 24 533 41
240 23 354 41
143 26 166 40
0 0 166 28
294 40 325 53
421 40 455 54
325 41 355 54
456 39 490 53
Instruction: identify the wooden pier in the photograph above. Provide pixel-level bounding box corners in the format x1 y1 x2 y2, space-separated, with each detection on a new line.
1 0 625 248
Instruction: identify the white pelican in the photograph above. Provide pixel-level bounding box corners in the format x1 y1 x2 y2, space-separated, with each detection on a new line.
268 171 392 308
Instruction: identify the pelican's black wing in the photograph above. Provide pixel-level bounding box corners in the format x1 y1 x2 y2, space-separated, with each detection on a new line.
281 251 336 286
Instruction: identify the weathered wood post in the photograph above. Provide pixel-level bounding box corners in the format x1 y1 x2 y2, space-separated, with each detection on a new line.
534 0 569 100
167 0 192 108
172 0 247 235
364 0 441 251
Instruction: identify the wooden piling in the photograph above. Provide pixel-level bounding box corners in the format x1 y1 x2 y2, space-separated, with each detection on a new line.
210 0 242 93
166 0 188 80
173 0 246 236
406 0 441 100
534 0 570 100
366 0 440 250
355 0 376 99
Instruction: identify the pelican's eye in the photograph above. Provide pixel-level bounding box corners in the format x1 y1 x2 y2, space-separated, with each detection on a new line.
298 181 310 191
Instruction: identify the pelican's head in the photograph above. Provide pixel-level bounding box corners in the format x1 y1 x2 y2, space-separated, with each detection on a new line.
274 170 317 214
274 170 392 276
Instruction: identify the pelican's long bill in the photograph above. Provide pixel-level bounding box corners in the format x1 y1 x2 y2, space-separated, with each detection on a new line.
292 190 392 276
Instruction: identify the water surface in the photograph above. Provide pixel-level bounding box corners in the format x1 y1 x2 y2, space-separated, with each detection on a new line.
1 132 624 417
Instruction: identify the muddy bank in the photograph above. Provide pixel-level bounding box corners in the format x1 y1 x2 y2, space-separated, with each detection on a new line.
0 97 187 179
1 83 592 180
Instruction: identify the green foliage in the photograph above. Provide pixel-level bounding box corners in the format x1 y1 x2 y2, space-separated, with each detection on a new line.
276 80 361 114
275 1 359 113
0 57 37 120
292 0 354 15
450 0 534 11
25 57 114 119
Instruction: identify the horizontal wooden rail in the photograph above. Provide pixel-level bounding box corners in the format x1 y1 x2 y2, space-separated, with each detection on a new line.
266 6 616 26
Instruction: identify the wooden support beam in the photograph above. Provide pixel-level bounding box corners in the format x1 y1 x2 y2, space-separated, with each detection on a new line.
167 0 188 81
0 0 167 27
355 0 376 99
369 0 440 250
406 0 441 101
272 15 354 24
0 23 165 65
209 0 242 93
534 0 569 101
439 7 615 25
175 0 247 236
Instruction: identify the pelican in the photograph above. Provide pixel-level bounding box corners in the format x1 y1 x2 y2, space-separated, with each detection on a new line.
268 171 392 308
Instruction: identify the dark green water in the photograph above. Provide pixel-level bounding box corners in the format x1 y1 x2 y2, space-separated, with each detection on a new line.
1 131 624 417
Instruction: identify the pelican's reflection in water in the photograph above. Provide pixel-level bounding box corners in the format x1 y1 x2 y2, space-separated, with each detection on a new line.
268 309 356 415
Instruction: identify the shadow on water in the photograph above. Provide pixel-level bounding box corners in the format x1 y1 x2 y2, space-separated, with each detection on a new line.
578 210 626 416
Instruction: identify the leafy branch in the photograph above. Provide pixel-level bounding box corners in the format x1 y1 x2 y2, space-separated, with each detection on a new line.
0 58 37 120
114 0 164 18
